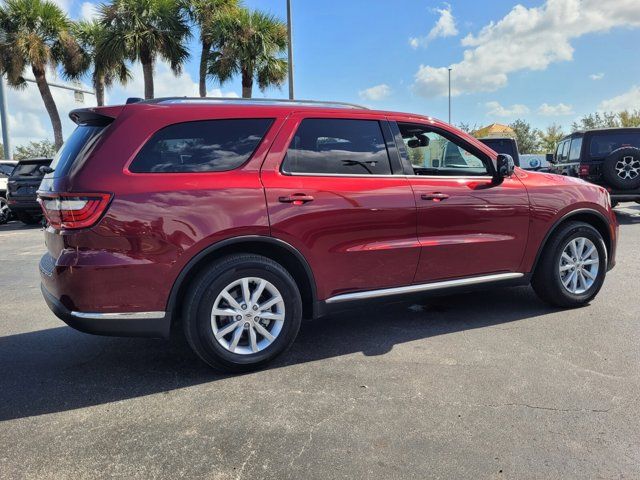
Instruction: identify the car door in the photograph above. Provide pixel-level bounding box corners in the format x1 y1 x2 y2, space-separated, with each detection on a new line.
391 120 530 283
260 113 419 301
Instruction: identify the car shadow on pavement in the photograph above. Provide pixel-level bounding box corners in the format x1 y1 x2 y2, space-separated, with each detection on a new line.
0 221 42 232
0 285 561 421
614 206 640 225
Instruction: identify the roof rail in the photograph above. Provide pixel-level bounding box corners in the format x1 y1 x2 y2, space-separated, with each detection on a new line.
141 97 369 110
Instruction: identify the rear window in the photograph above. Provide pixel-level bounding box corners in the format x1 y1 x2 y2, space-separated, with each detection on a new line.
49 125 104 178
282 118 392 175
129 119 273 173
589 132 640 158
11 162 50 178
479 139 517 158
0 164 15 176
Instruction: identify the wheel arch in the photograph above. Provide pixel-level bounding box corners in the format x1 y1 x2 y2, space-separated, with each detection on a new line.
166 236 319 329
532 208 612 274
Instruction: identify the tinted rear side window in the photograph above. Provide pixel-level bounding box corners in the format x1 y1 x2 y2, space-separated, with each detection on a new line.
282 119 392 175
50 125 104 178
589 132 640 158
129 119 273 173
568 136 583 161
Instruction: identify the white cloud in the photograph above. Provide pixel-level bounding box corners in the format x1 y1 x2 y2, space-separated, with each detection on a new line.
599 85 640 112
49 0 71 11
485 101 529 117
358 84 391 101
589 72 605 80
409 4 458 48
538 102 574 116
80 2 99 21
413 0 640 97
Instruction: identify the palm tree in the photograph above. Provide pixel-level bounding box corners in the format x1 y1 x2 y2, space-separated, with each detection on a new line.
0 0 84 148
98 0 191 100
72 20 130 106
188 0 239 97
208 8 288 99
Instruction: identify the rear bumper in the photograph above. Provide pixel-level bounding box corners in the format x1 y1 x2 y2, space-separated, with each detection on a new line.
7 196 41 214
40 283 170 338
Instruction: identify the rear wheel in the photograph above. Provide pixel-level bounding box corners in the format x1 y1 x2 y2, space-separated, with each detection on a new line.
532 221 607 308
182 254 302 372
0 197 9 224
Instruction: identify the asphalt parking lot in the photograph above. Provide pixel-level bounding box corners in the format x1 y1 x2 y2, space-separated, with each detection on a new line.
1 206 639 480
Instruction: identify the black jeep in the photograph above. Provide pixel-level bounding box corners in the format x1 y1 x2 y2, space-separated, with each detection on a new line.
549 128 640 206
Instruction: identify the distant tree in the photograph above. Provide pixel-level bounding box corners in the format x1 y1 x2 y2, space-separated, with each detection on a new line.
571 112 619 132
208 8 288 98
618 110 640 127
14 140 57 160
538 123 565 153
98 0 191 99
509 119 541 154
0 0 84 148
457 122 480 136
188 0 239 97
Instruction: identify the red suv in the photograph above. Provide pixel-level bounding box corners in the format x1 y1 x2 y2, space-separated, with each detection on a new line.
38 98 618 371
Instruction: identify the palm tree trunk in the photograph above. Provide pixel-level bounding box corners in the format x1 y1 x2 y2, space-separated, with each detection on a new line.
32 65 63 149
242 69 253 98
199 39 211 97
140 48 154 99
94 72 106 106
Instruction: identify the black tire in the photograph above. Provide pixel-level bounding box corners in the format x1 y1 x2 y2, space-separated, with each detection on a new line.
611 200 618 209
182 254 302 372
0 197 9 225
602 147 640 190
532 221 607 308
15 212 42 225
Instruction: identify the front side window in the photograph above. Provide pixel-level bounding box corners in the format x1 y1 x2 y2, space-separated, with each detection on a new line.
568 136 583 161
129 119 273 173
281 118 392 175
557 140 569 162
398 123 489 176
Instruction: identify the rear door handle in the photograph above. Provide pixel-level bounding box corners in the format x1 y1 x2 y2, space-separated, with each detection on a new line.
278 194 315 205
421 193 450 201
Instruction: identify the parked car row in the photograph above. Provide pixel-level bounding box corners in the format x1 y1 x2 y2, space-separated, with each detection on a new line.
0 157 52 225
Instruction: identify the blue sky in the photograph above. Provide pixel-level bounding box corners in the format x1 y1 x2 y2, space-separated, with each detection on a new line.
5 0 640 147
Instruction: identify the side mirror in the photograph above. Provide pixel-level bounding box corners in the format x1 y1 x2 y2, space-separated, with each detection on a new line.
496 154 515 178
432 159 440 168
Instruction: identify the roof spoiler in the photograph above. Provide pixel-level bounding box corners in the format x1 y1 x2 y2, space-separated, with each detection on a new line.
69 106 124 126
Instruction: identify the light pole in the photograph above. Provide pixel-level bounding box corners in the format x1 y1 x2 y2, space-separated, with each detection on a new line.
0 76 11 159
286 0 294 100
448 67 452 124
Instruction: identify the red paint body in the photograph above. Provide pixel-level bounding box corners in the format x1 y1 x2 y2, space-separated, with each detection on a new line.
38 102 618 319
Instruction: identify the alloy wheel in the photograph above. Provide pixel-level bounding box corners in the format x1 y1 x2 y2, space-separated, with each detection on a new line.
210 277 285 355
615 156 640 180
558 237 600 294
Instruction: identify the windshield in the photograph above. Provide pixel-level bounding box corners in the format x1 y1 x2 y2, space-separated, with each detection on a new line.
0 164 15 176
49 125 105 178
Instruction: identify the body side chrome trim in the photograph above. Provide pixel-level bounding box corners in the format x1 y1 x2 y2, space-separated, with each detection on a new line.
70 311 166 320
325 272 524 304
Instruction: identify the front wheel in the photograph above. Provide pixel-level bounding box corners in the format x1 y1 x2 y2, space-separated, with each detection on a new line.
182 254 302 372
532 221 607 308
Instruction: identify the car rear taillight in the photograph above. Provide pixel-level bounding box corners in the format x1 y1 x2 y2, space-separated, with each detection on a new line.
578 165 590 177
38 193 111 229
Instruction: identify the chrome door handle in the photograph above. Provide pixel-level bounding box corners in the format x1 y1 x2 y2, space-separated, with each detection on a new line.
421 193 450 201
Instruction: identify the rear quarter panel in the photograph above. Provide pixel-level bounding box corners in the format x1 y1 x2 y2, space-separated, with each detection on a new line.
41 105 286 313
